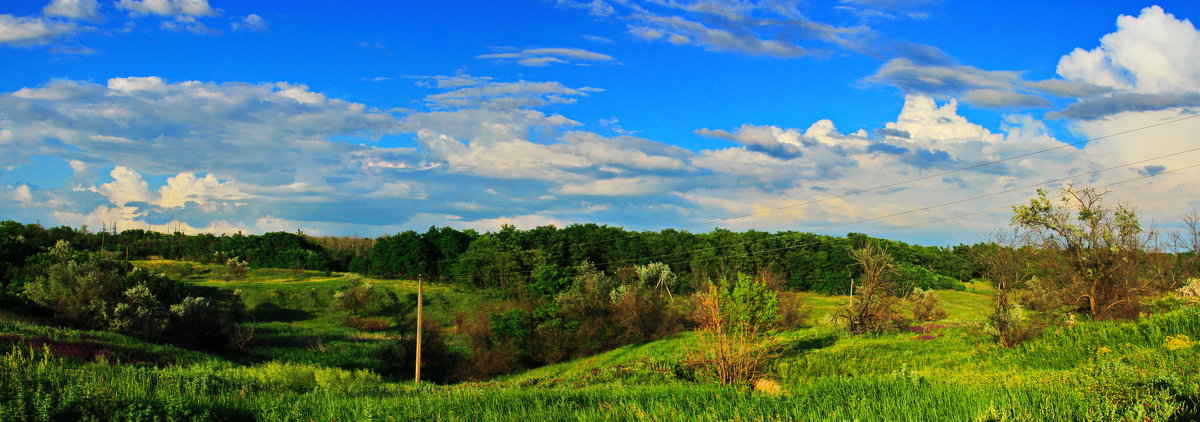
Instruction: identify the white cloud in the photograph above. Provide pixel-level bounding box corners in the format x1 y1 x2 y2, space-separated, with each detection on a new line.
116 0 217 17
231 13 267 31
0 14 76 44
0 77 399 184
460 214 568 231
1057 6 1200 94
11 185 34 205
159 15 218 34
478 47 615 67
1051 6 1200 120
43 0 103 21
98 166 153 206
887 95 1001 143
557 177 668 196
157 172 249 209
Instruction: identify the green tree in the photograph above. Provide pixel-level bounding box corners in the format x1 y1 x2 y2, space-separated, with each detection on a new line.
1011 185 1151 319
23 241 128 327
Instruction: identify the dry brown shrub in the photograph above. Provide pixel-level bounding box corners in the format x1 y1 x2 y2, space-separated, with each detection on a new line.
757 266 787 291
774 292 811 330
754 378 785 396
344 316 392 332
452 310 517 381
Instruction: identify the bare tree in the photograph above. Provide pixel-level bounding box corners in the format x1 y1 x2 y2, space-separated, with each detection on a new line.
835 242 905 334
979 229 1041 346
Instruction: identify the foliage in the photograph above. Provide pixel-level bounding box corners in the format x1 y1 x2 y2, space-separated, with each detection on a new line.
1011 185 1153 319
22 241 129 327
331 274 382 317
688 272 781 385
1178 278 1200 304
107 284 170 339
635 261 677 298
377 316 461 384
908 288 948 322
836 242 906 334
221 256 249 281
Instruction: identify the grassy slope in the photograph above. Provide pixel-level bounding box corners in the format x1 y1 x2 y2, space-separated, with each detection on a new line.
134 260 495 370
4 261 1199 420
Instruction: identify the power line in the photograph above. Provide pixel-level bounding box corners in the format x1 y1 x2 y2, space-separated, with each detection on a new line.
596 146 1200 268
451 112 1200 259
647 161 1200 272
715 113 1200 224
417 153 1200 284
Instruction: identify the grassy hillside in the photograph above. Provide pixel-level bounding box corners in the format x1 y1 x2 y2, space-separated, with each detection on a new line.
3 261 1199 421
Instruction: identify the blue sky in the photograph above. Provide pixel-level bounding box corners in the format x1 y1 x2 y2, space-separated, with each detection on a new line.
2 0 1199 245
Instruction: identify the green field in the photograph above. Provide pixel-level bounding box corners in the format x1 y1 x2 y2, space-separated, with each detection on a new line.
3 263 1199 421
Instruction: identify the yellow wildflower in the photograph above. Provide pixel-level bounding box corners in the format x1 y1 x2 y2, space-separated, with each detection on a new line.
1164 334 1196 351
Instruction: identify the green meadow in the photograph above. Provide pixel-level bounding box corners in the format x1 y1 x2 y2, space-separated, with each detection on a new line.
3 263 1199 421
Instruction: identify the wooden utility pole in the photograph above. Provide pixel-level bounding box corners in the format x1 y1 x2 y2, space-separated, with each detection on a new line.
415 273 423 384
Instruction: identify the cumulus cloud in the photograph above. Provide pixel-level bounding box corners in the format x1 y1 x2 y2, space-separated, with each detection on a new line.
1058 6 1200 94
478 47 614 66
0 77 399 185
1051 5 1200 119
157 172 250 209
116 0 217 17
159 15 218 34
231 14 267 32
43 0 103 21
696 125 808 159
0 14 77 44
7 63 1198 242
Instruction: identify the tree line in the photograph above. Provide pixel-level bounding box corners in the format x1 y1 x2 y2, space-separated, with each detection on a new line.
1 220 981 300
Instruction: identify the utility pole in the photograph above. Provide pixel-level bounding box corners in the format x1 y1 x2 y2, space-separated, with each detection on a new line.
415 273 423 384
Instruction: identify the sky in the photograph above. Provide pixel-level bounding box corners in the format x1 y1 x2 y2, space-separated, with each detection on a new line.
1 0 1199 246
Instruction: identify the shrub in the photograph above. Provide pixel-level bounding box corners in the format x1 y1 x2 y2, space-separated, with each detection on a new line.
23 241 128 327
1177 278 1200 304
344 316 391 332
107 284 169 339
610 282 682 344
688 272 781 385
221 257 248 281
895 263 964 292
377 316 460 384
909 288 948 322
455 310 517 380
774 292 811 330
332 274 383 317
168 296 241 350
